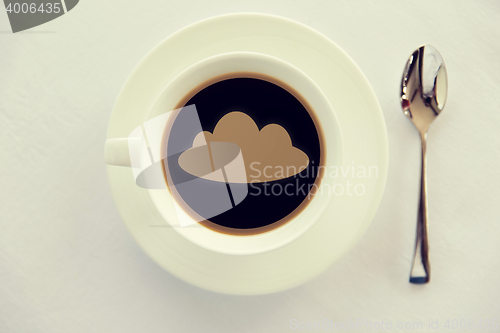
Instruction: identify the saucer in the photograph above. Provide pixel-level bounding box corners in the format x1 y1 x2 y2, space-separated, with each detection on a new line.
106 13 388 295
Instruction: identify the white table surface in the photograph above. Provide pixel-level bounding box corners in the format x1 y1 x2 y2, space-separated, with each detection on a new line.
1 1 499 332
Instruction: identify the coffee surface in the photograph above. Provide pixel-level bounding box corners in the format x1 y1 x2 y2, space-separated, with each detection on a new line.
163 73 325 235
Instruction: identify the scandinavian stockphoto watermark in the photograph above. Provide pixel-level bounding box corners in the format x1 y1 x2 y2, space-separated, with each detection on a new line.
121 105 379 228
3 0 79 33
248 161 378 198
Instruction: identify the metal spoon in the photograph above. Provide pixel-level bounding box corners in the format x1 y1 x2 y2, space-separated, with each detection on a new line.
400 45 448 284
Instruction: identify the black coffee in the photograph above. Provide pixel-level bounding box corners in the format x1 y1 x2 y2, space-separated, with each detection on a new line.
162 73 325 235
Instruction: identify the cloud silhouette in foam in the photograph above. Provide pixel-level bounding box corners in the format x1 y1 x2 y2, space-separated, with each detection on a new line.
181 112 309 183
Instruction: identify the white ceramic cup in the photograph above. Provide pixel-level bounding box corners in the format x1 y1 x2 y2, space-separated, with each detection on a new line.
104 52 342 255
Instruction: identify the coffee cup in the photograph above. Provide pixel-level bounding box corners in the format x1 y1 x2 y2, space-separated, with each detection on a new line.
104 51 342 255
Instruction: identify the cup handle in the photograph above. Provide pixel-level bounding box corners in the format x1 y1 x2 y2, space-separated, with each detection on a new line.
104 138 131 167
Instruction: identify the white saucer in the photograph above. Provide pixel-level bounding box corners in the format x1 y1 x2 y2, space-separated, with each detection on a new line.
106 13 388 295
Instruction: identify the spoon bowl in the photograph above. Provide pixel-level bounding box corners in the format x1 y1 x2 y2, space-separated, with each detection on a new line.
401 45 448 134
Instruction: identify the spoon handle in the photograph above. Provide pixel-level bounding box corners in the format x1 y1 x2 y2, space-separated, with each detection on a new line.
410 133 431 284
